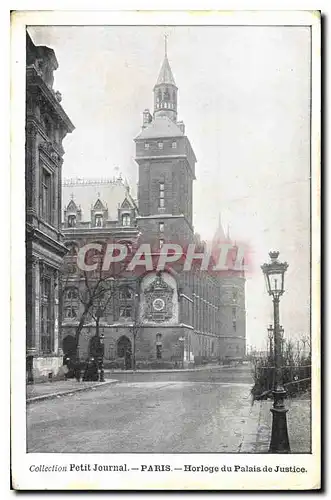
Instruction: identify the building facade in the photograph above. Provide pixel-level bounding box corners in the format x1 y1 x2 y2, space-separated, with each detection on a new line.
26 33 74 381
61 48 245 368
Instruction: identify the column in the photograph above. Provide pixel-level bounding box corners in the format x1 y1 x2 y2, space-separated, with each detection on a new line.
34 260 41 354
53 269 60 354
26 257 38 353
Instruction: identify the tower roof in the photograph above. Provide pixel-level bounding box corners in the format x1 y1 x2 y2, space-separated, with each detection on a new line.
135 115 184 140
155 55 176 87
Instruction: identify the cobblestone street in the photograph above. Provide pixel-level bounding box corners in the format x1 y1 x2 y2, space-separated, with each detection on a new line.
27 366 256 453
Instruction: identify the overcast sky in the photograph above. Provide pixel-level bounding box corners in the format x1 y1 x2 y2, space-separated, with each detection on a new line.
28 25 311 350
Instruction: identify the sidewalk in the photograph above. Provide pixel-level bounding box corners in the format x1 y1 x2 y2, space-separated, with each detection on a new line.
26 379 118 404
240 395 311 453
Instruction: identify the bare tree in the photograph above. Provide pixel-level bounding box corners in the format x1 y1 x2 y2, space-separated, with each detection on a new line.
61 244 126 359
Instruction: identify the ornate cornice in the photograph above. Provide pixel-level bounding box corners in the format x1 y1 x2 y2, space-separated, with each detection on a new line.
26 66 74 133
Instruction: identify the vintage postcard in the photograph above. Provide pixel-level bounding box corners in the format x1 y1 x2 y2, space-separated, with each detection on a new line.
10 9 321 490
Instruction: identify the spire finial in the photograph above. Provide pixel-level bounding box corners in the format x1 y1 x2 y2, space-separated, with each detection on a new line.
164 33 168 57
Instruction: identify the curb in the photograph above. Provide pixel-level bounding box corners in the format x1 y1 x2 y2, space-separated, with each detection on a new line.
239 400 271 453
106 365 242 374
239 400 263 453
26 379 119 404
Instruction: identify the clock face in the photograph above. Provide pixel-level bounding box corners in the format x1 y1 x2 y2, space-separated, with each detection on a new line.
152 298 165 312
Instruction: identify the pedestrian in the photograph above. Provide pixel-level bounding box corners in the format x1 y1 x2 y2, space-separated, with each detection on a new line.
125 349 132 370
83 357 98 381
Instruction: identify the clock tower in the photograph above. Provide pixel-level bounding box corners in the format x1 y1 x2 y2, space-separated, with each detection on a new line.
134 42 196 249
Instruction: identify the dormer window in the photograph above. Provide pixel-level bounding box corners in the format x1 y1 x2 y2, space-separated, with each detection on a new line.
122 214 131 226
144 143 150 150
95 214 103 227
68 215 76 228
158 142 163 150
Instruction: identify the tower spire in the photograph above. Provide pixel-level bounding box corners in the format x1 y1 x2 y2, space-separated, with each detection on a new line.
164 33 168 57
153 36 178 122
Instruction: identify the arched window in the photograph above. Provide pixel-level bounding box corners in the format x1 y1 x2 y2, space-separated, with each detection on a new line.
117 336 132 357
122 214 131 226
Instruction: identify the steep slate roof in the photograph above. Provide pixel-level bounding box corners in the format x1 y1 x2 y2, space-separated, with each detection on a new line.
155 55 176 87
135 115 184 140
62 178 135 223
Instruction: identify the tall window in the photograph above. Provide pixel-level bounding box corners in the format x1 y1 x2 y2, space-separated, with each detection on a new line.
122 214 131 226
159 182 165 208
41 168 51 223
64 287 79 320
95 214 103 227
158 142 163 150
65 306 78 319
232 306 237 331
156 333 162 359
159 222 164 233
68 215 76 227
172 141 177 149
119 306 132 318
159 239 164 249
156 345 162 359
40 275 53 353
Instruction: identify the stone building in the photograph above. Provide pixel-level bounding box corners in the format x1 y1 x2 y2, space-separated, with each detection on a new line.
61 47 245 367
26 33 74 381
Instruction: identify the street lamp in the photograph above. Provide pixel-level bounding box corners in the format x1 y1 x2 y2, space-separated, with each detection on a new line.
98 333 105 382
279 325 285 358
267 324 274 360
261 250 290 453
131 292 139 371
178 337 185 369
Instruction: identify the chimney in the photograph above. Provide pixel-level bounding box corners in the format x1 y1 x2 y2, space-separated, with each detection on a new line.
177 121 185 134
142 109 152 128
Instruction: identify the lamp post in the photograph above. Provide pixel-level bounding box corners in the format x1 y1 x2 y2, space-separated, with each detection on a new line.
131 292 139 371
98 333 105 382
178 337 185 369
93 276 114 382
279 325 285 360
261 250 290 453
267 324 274 360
